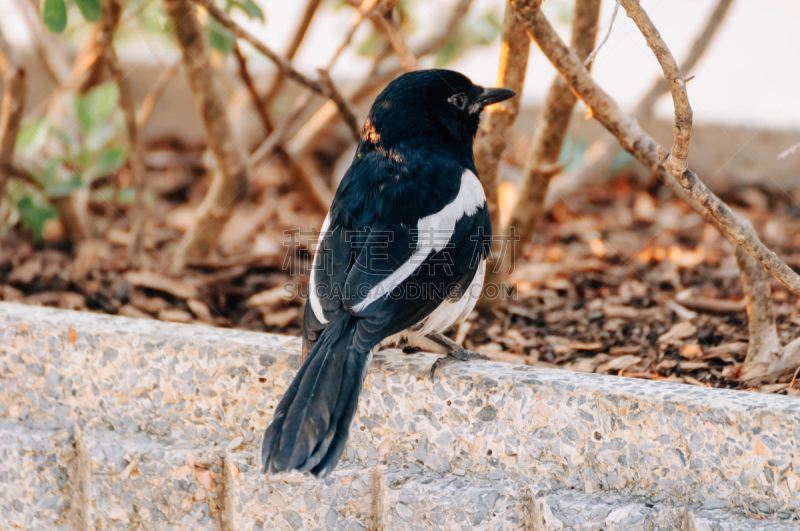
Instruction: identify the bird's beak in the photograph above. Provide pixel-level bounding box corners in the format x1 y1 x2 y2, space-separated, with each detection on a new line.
471 87 516 113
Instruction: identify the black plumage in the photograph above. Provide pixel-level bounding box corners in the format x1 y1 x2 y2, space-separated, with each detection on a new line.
262 69 515 477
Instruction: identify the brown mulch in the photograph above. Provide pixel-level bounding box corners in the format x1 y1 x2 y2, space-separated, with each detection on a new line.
2 141 800 396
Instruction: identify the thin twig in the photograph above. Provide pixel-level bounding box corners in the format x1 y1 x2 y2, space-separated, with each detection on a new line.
369 5 419 71
233 42 273 134
548 0 734 207
192 0 361 141
262 0 322 110
634 0 733 118
102 0 148 267
778 141 800 160
287 0 475 158
583 0 620 68
136 61 180 130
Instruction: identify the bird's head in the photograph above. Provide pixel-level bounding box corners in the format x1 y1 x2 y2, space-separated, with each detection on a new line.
359 69 516 160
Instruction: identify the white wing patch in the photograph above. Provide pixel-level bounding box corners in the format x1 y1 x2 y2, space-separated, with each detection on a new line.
351 170 486 313
309 213 331 324
417 259 485 336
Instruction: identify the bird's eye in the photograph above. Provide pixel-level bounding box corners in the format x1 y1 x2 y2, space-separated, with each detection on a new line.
448 93 467 110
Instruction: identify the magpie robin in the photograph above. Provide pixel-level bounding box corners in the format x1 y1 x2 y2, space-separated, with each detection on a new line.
261 69 515 477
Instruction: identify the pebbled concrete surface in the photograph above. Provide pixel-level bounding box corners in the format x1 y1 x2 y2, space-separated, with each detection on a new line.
0 302 798 529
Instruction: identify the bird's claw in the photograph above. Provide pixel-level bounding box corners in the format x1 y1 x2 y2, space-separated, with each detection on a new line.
429 348 489 380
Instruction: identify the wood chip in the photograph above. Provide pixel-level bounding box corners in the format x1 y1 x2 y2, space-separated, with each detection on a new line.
568 341 603 351
609 345 641 355
678 360 708 371
125 270 199 299
679 297 746 314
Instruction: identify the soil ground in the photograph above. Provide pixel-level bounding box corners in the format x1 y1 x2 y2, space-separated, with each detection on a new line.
2 141 800 395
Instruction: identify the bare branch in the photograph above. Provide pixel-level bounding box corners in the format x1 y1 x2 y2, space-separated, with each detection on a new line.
233 43 273 135
192 0 360 141
76 0 121 94
262 0 322 109
548 0 734 207
512 0 800 298
509 0 601 240
778 141 800 160
0 27 27 193
101 0 148 267
621 0 692 176
735 235 780 380
473 0 532 232
165 0 247 267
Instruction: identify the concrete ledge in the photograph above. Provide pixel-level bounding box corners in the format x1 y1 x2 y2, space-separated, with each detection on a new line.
0 302 798 529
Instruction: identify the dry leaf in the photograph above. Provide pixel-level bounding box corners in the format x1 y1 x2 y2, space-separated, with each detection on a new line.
597 354 642 373
187 299 213 321
658 321 697 344
679 342 704 359
125 270 198 299
247 286 287 307
9 258 42 284
158 309 193 323
262 308 300 328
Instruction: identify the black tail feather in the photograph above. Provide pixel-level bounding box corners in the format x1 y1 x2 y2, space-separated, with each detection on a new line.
261 313 370 477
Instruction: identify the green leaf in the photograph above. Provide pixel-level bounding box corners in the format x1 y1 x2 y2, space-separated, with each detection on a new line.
41 0 67 33
17 195 58 241
46 174 83 198
85 82 120 125
16 119 48 155
207 18 235 55
95 145 128 176
74 94 92 135
229 0 264 21
75 0 101 21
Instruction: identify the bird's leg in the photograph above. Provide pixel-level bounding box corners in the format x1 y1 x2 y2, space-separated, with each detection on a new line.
426 332 488 380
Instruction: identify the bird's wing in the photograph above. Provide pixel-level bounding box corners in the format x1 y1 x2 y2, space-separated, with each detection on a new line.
303 215 355 354
343 173 490 352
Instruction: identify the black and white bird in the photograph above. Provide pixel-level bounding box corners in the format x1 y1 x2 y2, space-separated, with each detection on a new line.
261 69 515 477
